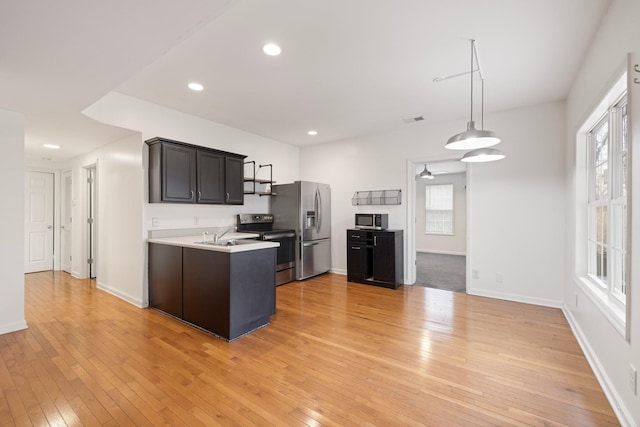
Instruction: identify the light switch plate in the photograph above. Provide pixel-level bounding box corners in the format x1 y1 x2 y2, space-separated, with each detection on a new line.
630 364 637 395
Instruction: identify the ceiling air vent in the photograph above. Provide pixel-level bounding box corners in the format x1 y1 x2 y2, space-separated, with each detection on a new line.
402 116 424 124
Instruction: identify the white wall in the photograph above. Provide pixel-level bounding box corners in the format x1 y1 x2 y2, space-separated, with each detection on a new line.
415 172 466 255
64 134 146 306
0 109 27 334
564 0 640 424
83 92 300 231
299 100 566 307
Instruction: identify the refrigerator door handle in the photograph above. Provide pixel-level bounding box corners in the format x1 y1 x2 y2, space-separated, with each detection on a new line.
316 187 322 232
303 241 320 247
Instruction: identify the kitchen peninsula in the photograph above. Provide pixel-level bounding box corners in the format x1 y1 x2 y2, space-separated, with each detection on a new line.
148 233 278 341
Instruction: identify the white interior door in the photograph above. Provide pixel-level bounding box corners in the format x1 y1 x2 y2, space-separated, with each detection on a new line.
24 171 54 273
61 170 72 273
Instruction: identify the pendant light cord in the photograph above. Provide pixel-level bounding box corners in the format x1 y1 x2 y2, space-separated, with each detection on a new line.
481 78 484 129
470 39 474 123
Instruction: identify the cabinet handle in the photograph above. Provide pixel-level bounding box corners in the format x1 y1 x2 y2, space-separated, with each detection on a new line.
374 235 377 246
190 190 194 200
351 235 360 239
351 246 361 250
197 191 202 201
226 192 230 201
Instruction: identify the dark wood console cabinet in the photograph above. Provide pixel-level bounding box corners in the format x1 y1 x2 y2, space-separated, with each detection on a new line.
346 229 403 289
147 137 246 205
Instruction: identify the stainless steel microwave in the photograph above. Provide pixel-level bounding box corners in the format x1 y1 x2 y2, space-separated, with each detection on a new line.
355 213 388 230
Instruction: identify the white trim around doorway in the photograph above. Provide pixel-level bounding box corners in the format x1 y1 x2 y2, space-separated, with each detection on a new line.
405 156 471 291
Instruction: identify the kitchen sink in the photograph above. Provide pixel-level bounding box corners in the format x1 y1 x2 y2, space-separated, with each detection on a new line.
195 239 258 246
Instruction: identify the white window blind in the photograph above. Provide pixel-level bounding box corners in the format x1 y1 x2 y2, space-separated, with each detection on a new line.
425 184 453 235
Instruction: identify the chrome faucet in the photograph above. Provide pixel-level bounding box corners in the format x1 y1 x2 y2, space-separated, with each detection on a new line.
202 231 209 243
213 227 231 243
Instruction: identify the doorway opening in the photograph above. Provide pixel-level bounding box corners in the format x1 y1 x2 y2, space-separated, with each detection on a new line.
86 165 97 279
406 159 469 292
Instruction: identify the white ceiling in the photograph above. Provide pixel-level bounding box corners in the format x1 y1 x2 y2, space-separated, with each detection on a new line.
2 0 610 163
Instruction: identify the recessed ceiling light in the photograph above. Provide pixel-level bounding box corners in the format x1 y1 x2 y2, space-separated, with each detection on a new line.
307 130 318 136
43 144 60 149
188 82 204 91
263 43 281 56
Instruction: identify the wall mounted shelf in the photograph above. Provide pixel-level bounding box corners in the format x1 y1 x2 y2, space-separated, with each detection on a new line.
244 162 276 196
351 189 401 206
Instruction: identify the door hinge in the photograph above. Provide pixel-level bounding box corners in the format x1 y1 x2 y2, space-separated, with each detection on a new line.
87 218 94 224
87 177 94 184
87 258 94 264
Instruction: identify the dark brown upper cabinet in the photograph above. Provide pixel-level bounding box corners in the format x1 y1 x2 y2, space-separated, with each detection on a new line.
147 137 246 205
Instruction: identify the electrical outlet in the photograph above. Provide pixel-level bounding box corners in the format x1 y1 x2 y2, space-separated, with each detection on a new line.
472 270 479 279
152 217 159 227
496 272 504 283
194 216 199 225
630 364 637 395
575 293 579 307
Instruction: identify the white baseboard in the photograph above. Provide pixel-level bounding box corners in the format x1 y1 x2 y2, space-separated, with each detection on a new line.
562 305 633 427
417 249 466 256
96 281 147 308
466 288 562 308
0 320 28 335
330 268 347 276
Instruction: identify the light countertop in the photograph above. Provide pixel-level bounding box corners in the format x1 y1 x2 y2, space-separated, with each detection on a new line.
148 232 279 253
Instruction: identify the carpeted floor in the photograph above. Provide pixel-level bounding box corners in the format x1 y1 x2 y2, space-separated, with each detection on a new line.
415 252 466 293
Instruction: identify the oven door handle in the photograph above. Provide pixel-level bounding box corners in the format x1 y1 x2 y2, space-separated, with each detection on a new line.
263 232 295 240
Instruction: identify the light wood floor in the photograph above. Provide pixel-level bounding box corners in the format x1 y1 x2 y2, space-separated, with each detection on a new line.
1 272 618 426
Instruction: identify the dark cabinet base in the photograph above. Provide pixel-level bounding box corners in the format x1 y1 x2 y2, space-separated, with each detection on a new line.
183 247 276 341
346 229 403 289
148 243 183 317
148 243 276 341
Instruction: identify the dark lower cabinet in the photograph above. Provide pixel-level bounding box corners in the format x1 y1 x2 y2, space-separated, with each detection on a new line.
347 230 372 280
148 243 183 318
346 229 403 289
148 243 276 341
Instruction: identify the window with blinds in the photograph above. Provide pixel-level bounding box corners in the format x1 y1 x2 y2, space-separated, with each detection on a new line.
425 184 454 235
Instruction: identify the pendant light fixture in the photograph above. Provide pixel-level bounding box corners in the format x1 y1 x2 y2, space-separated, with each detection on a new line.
460 76 505 162
418 164 434 179
445 40 501 151
461 147 505 162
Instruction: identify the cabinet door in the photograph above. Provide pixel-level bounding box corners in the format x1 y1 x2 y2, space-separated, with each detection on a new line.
183 248 230 337
197 150 225 204
148 243 183 318
162 143 196 203
347 244 368 280
372 232 396 284
225 156 244 205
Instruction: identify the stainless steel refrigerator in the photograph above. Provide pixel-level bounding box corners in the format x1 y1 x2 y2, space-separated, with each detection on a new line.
270 181 331 280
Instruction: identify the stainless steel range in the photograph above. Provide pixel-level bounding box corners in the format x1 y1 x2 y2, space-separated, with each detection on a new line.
236 214 295 286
